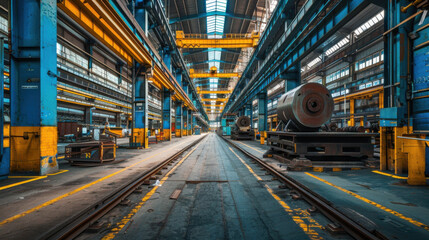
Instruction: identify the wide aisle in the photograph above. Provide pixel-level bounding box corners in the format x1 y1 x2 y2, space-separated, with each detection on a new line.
110 133 314 240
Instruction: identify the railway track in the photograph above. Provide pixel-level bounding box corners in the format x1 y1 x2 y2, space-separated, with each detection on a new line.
221 136 388 240
42 135 207 240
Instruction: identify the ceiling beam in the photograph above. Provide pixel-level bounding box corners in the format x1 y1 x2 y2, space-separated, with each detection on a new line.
169 11 255 24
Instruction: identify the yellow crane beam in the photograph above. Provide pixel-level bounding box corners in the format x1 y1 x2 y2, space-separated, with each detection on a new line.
190 67 240 79
201 98 229 102
191 72 240 78
198 90 232 94
203 104 224 107
176 31 259 48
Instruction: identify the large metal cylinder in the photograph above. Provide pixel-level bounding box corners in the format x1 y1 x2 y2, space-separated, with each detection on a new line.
235 116 251 128
277 83 334 131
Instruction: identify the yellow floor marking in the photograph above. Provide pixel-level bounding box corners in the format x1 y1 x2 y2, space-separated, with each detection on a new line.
47 169 69 176
8 176 43 179
305 172 429 231
0 177 47 191
1 170 69 192
0 140 192 226
229 147 323 240
102 142 203 240
372 170 429 180
233 141 264 154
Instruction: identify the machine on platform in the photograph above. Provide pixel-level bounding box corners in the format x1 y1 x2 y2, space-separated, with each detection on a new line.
264 83 375 168
231 116 254 140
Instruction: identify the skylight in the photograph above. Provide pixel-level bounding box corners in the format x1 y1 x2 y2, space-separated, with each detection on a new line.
354 11 384 36
325 36 349 56
206 0 227 70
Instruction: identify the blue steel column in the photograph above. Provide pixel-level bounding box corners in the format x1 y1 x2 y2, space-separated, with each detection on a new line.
162 87 172 141
175 102 183 137
192 113 197 134
131 71 149 148
183 106 188 136
258 92 267 144
0 38 9 179
245 103 252 120
10 0 58 175
380 0 412 173
176 69 182 86
136 0 149 37
188 109 192 135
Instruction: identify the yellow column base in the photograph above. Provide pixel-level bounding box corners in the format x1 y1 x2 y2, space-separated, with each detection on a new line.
11 126 59 175
188 130 192 135
402 136 427 185
176 129 182 137
132 128 148 148
260 131 266 145
163 129 171 141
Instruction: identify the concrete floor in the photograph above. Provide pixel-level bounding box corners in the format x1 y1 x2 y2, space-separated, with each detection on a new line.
95 134 344 240
0 135 205 239
232 138 429 239
2 134 429 239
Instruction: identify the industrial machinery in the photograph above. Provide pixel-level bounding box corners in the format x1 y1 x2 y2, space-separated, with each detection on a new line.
231 116 254 140
265 83 375 168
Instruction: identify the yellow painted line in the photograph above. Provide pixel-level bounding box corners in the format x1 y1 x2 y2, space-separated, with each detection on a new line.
2 170 69 191
47 170 69 176
0 140 192 226
0 177 47 191
229 147 323 240
8 176 43 179
102 142 203 240
305 172 429 231
372 170 429 180
57 156 65 160
233 141 264 154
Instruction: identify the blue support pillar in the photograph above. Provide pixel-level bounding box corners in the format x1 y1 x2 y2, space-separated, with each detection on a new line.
176 69 182 86
245 103 252 122
183 107 188 136
258 92 267 144
175 102 183 137
163 48 172 73
10 0 58 175
188 110 192 135
162 87 172 141
0 38 9 179
379 0 413 174
136 0 149 36
281 66 300 92
131 70 149 148
192 113 197 134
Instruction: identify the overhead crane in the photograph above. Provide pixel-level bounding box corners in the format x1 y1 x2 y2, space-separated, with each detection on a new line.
201 98 229 102
189 67 240 79
176 31 260 48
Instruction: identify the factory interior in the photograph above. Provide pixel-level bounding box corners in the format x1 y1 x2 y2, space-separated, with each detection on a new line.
1 0 429 239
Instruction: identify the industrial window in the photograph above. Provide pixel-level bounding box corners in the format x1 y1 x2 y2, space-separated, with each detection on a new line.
355 50 384 72
0 16 7 33
57 42 88 69
326 67 349 84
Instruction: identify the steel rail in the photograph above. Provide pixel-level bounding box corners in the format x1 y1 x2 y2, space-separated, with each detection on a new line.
42 135 207 240
221 136 387 240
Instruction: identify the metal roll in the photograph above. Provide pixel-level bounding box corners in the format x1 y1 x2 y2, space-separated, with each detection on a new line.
235 116 251 128
277 83 334 131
